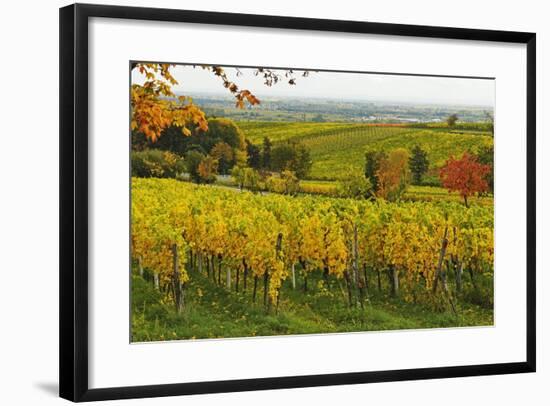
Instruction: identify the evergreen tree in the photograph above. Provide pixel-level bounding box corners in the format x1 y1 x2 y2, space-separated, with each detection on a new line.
262 137 272 170
409 145 429 185
246 140 261 169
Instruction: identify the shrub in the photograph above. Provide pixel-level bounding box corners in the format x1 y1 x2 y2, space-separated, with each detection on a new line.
131 149 185 178
232 166 261 192
299 182 338 197
266 170 300 195
337 172 372 199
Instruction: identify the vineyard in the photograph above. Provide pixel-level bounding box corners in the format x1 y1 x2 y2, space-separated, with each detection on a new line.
238 121 493 180
299 181 494 206
131 178 494 341
237 121 370 144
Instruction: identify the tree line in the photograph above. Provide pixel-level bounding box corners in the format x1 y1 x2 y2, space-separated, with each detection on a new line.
132 117 313 191
360 143 493 206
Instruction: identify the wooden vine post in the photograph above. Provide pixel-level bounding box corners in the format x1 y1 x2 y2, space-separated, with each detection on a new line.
291 263 296 290
138 256 144 278
263 271 269 307
432 226 449 294
390 266 399 297
352 224 359 299
217 254 222 285
252 276 258 303
172 244 184 313
275 232 283 313
432 226 457 315
451 227 463 294
242 259 248 292
353 223 366 310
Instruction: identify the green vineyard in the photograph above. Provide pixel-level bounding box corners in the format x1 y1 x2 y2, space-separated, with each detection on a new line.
239 121 493 180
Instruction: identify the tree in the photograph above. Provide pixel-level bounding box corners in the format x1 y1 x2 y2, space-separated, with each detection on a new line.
265 170 300 195
131 64 208 141
243 167 261 192
133 117 248 175
232 166 261 191
311 114 325 122
131 150 185 178
376 148 410 201
185 150 205 183
475 145 494 193
280 170 300 195
132 117 247 158
290 143 313 179
246 140 261 169
271 143 294 173
131 64 308 142
233 148 248 169
270 142 312 179
262 137 272 170
231 166 246 190
337 170 372 199
210 141 234 175
197 155 219 184
409 145 429 185
439 152 491 207
364 150 387 196
205 118 247 150
446 114 459 127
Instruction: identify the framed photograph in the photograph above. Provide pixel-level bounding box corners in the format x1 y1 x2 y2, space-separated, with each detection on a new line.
59 3 536 402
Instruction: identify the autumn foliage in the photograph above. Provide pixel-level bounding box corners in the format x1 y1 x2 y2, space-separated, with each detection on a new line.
439 152 491 207
130 63 263 142
376 148 410 201
130 63 208 141
131 63 306 142
197 155 219 184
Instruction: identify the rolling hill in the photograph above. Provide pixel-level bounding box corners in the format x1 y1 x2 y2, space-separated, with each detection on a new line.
238 121 493 181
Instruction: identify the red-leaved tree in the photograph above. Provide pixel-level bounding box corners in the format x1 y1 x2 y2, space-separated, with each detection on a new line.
439 152 491 207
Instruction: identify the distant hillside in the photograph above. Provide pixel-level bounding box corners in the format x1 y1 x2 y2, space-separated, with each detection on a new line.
189 93 493 123
238 121 493 181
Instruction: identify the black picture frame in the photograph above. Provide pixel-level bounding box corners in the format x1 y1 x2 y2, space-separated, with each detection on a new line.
59 3 536 402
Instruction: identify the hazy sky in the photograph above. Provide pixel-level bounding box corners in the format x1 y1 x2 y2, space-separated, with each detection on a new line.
132 64 495 107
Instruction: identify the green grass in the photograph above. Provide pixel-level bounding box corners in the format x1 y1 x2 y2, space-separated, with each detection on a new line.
131 269 493 342
410 121 493 132
404 185 493 206
299 179 338 196
238 121 493 181
296 181 494 205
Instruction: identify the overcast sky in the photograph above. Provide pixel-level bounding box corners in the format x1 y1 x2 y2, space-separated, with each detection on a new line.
132 64 495 107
